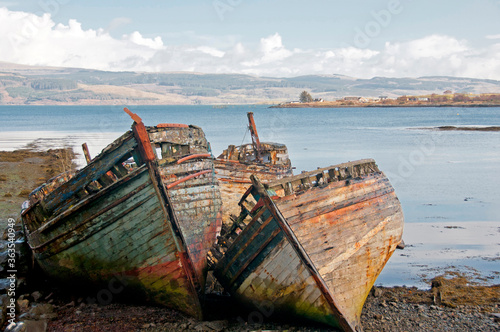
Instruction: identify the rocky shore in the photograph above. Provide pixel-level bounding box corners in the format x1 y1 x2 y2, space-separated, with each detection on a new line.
0 276 498 331
1 148 499 331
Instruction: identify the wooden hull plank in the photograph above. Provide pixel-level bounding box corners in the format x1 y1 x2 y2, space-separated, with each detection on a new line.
43 133 137 214
211 159 404 332
22 118 223 320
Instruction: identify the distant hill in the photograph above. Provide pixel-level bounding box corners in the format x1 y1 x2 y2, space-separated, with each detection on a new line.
1 61 500 105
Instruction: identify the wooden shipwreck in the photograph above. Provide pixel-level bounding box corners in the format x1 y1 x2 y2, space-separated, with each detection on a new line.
21 108 222 319
209 159 404 331
214 112 293 225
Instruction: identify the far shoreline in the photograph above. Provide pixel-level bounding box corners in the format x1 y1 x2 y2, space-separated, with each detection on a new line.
415 125 500 132
270 102 500 108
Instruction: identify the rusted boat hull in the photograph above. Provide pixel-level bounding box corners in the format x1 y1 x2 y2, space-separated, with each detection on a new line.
22 113 222 319
214 112 293 226
211 159 404 331
214 157 292 225
150 126 223 288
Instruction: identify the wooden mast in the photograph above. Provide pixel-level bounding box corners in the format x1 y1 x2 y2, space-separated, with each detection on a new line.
81 143 92 164
247 112 262 162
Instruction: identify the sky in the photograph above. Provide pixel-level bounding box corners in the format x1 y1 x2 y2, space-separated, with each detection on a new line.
0 0 500 79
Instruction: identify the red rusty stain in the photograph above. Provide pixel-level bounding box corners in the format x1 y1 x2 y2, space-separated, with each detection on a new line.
250 199 265 214
157 123 189 128
135 260 185 279
176 154 213 164
211 159 403 332
166 170 211 189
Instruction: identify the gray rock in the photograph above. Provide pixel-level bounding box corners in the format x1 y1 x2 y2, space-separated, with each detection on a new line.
18 313 32 320
4 322 26 332
430 305 442 311
16 278 26 290
60 301 74 309
0 252 8 273
31 291 42 303
18 320 46 332
0 294 9 327
371 286 383 297
28 304 54 319
205 320 228 331
0 279 12 295
193 321 228 331
39 313 57 320
16 299 29 312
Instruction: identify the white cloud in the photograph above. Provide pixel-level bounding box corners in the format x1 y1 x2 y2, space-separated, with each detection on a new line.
125 31 164 50
0 8 163 71
0 8 499 80
384 35 469 59
194 46 225 58
371 35 500 79
258 33 293 63
485 34 500 40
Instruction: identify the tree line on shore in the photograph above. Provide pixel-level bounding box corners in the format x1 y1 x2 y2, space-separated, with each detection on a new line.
295 90 500 106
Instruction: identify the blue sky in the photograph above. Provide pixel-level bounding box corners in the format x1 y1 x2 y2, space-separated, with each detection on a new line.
1 0 500 79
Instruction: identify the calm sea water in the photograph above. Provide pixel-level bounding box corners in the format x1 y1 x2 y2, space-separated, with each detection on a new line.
1 105 499 287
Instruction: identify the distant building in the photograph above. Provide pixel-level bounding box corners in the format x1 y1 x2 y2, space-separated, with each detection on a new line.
418 97 430 101
379 96 388 100
443 90 452 94
313 98 324 102
344 97 361 101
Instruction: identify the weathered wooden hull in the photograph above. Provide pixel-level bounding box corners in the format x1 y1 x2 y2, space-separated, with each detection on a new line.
214 113 292 226
215 158 293 184
22 118 222 319
211 159 404 331
214 158 292 225
150 126 223 288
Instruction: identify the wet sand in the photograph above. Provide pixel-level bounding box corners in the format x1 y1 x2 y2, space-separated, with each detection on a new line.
0 148 76 223
0 131 123 167
378 221 500 288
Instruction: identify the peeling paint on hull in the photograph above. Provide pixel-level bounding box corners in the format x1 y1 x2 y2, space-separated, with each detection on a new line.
214 112 293 226
211 159 404 331
214 157 293 225
21 115 222 319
